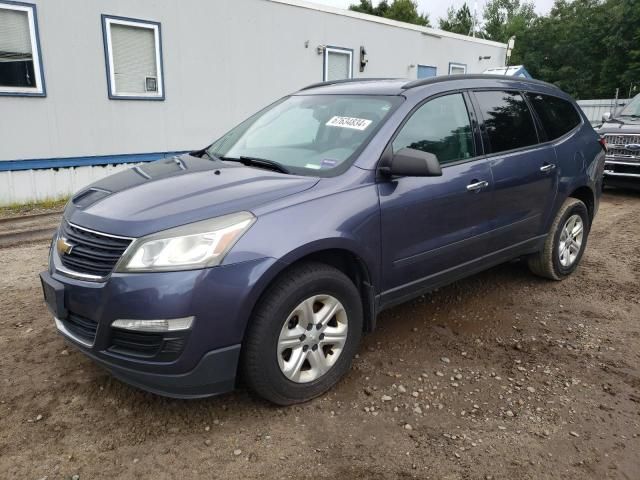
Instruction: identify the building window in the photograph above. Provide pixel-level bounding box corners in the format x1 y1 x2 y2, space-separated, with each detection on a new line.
323 46 353 82
417 65 437 79
448 62 467 75
0 1 45 96
101 15 164 100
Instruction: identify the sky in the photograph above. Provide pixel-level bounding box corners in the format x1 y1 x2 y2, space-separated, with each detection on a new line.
312 0 555 24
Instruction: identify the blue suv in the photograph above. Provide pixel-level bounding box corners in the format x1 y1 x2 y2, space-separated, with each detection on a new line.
40 75 605 405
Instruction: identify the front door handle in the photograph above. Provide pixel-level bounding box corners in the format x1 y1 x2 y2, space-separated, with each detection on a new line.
466 180 489 192
540 163 556 173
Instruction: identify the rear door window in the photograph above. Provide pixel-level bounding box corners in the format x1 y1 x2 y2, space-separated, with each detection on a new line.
474 90 538 154
392 93 474 165
526 93 581 140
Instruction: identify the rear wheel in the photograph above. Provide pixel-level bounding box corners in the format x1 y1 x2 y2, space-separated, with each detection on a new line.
242 262 363 405
528 198 590 280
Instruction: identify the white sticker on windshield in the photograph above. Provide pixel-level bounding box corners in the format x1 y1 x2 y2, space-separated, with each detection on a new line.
326 116 372 131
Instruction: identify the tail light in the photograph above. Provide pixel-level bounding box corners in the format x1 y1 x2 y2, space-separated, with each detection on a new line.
599 136 607 152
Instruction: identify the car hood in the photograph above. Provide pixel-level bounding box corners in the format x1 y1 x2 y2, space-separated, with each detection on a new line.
598 119 640 134
64 154 319 237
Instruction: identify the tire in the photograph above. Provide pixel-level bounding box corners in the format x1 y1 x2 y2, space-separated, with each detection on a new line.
528 198 590 280
241 261 363 405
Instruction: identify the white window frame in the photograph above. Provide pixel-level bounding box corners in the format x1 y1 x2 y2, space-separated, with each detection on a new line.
101 15 164 100
0 1 45 96
323 46 353 82
448 62 467 75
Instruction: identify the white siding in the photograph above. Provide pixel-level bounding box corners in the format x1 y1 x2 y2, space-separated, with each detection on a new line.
0 0 507 205
0 164 137 205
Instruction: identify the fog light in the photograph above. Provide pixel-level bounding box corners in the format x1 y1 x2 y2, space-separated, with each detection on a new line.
111 316 194 333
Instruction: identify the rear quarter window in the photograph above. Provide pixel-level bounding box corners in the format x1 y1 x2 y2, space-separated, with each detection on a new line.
526 93 582 140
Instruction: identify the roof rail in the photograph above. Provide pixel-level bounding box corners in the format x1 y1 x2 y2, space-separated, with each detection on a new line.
402 74 557 91
299 77 399 91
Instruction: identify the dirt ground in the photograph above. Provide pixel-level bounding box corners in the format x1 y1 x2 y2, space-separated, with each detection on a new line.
0 190 639 480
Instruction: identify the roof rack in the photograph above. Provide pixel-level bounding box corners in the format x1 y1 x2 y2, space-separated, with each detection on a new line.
299 77 399 91
401 74 557 91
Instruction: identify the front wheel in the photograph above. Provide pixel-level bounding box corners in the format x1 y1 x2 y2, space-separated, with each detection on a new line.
241 262 363 405
528 198 590 280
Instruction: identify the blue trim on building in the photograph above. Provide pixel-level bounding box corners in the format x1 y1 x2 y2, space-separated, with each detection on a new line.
0 151 187 172
101 14 166 101
0 0 47 97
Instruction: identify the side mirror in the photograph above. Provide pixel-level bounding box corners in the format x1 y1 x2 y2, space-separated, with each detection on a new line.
386 148 442 177
602 112 612 123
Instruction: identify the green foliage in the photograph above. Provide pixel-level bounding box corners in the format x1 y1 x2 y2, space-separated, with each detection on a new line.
384 0 430 26
439 3 474 35
348 0 375 15
349 0 638 99
512 0 639 99
483 0 537 43
349 0 430 27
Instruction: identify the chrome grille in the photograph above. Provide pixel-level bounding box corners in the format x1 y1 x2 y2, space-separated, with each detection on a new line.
604 134 640 145
604 133 640 161
58 222 132 278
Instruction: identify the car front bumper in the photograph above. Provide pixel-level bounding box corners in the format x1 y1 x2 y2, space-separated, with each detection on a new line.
604 157 640 181
41 255 278 398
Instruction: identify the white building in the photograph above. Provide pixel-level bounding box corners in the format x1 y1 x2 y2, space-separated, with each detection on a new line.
0 0 507 205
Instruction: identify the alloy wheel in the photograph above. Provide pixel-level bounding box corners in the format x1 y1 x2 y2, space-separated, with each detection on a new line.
558 214 584 268
277 294 348 383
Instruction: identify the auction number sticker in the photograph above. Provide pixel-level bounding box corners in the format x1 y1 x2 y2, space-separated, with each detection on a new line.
326 116 372 131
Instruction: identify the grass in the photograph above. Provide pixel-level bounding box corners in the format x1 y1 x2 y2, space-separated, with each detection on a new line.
0 197 69 218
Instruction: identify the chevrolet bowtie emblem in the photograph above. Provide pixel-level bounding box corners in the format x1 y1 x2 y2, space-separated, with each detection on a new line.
56 237 75 255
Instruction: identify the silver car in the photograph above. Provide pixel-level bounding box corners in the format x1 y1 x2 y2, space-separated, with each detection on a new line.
599 94 640 187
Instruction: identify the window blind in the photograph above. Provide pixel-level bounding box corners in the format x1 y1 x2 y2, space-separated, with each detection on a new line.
0 8 32 58
326 51 350 81
110 23 157 94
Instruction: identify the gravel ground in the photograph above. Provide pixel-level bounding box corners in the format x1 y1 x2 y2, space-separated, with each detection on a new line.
0 190 639 480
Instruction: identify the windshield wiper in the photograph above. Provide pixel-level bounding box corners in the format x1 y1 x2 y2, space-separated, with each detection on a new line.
221 156 290 174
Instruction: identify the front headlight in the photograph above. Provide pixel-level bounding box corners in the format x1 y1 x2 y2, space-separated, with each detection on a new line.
115 211 255 272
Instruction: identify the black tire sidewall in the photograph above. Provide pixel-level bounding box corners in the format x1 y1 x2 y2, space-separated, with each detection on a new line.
246 266 363 404
551 201 590 278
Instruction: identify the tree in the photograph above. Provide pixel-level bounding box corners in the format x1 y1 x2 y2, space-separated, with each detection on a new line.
483 0 537 43
384 0 430 26
348 0 375 14
439 3 474 36
506 0 600 97
349 0 430 27
511 0 624 99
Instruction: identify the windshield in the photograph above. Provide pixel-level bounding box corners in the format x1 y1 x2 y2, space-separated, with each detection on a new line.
207 94 402 175
619 94 640 117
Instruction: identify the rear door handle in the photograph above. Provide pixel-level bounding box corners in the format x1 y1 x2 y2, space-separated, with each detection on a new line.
466 180 489 192
540 163 556 173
